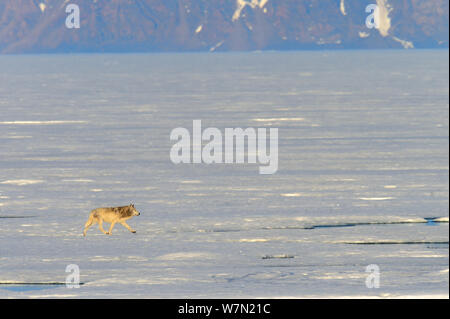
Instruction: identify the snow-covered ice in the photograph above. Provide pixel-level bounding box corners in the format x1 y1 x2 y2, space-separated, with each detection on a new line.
0 51 448 298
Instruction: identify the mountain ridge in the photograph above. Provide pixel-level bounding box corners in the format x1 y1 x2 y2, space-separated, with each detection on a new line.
0 0 448 53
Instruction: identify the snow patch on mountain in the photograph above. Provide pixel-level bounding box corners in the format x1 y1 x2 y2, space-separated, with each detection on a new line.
375 0 393 37
340 0 347 16
232 0 269 22
39 3 46 13
392 36 414 49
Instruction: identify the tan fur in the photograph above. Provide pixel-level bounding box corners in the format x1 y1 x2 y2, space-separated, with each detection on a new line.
83 204 140 236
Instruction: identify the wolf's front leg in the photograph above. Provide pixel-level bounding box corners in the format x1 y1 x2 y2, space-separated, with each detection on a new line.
120 221 136 233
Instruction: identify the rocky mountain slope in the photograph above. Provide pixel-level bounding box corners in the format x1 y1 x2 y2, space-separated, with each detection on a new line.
0 0 448 53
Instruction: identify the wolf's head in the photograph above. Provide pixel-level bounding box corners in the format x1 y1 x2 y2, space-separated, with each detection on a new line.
129 204 140 216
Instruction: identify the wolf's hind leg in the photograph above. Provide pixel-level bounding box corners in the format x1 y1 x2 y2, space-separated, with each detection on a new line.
120 221 136 233
83 214 95 236
98 220 109 235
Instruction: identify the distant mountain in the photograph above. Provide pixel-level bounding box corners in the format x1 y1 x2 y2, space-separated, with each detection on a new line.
0 0 448 53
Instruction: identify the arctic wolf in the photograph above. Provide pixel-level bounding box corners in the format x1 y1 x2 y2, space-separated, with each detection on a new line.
83 204 140 236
